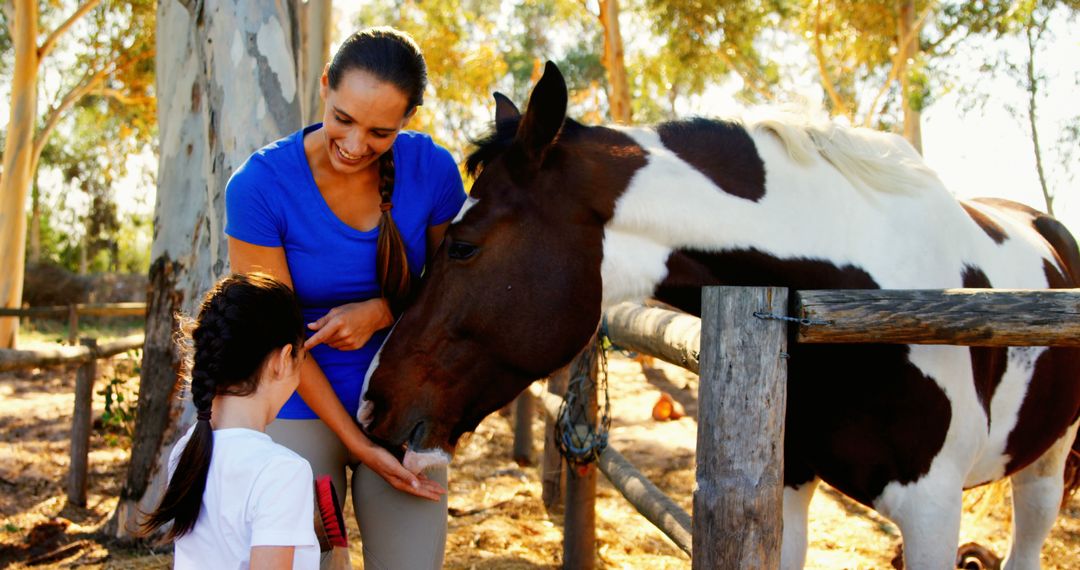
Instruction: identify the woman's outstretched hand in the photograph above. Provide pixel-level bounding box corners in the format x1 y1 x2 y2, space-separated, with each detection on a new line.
304 298 393 351
353 444 446 501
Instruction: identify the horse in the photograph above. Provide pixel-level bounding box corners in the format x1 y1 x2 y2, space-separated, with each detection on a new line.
358 62 1080 569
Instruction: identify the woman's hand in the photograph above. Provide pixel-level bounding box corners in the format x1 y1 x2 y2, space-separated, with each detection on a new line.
304 298 393 351
351 443 447 501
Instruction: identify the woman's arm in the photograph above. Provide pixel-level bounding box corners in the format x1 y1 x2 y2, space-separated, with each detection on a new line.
229 238 445 500
250 546 295 569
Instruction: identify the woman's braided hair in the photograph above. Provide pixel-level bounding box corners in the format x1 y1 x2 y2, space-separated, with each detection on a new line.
142 273 303 540
329 27 426 315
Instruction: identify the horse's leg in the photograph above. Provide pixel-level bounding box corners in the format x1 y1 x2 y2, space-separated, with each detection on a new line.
877 473 964 569
781 478 819 570
1003 421 1079 570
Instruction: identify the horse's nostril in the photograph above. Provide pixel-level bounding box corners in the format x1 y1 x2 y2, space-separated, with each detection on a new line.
407 421 426 449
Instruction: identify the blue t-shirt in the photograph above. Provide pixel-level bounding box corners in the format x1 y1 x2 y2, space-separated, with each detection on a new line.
225 124 467 419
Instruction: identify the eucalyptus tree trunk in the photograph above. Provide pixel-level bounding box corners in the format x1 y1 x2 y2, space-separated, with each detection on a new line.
0 0 40 348
899 0 923 154
598 0 631 124
298 0 332 125
109 0 301 537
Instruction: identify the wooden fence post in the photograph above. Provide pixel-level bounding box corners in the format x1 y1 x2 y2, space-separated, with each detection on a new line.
542 366 570 510
68 337 98 507
694 287 788 570
512 390 535 465
67 305 78 346
563 343 598 570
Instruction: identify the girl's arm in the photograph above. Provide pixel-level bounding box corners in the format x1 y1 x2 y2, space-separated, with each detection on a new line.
250 546 295 569
229 238 445 501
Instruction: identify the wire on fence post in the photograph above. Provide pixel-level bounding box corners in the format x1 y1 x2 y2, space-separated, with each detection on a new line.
554 333 611 470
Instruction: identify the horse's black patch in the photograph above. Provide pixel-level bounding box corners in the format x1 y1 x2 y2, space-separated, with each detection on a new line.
653 248 951 505
960 201 1008 244
655 248 878 315
962 265 1006 427
655 119 767 202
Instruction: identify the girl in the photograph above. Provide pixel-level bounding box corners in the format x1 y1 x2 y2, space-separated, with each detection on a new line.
143 273 319 570
226 26 463 569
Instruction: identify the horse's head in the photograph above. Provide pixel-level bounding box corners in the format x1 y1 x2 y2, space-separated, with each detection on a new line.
359 63 643 471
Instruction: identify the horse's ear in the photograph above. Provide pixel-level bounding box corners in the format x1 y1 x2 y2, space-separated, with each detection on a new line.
493 92 520 124
516 61 567 160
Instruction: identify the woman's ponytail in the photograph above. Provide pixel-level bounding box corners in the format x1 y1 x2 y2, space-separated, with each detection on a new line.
375 149 414 316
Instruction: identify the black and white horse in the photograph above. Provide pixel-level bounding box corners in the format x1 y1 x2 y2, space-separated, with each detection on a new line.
359 63 1080 569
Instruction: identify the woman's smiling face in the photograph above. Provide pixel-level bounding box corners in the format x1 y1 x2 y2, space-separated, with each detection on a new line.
320 68 414 174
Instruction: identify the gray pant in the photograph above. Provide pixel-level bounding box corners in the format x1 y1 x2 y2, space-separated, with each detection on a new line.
266 418 449 570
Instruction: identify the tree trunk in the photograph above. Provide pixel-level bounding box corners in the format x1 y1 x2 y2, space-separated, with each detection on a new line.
29 172 41 265
109 0 301 538
298 0 331 125
898 0 922 154
0 0 40 348
1025 14 1052 216
598 0 631 124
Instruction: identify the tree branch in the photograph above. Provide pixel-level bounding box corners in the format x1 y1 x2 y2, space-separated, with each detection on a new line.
1 1 14 35
30 47 150 173
37 0 104 60
30 66 110 172
861 2 936 127
813 0 851 120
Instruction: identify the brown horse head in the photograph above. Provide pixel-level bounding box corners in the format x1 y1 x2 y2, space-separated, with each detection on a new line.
359 63 641 470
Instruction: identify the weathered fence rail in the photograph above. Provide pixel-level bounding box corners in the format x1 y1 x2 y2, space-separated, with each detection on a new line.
535 287 1080 569
0 302 147 318
0 334 145 507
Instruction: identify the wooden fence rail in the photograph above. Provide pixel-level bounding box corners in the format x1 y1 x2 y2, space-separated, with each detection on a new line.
0 302 147 319
1 302 146 345
0 334 145 507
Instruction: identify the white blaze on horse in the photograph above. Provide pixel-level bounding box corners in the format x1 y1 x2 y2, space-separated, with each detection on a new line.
359 63 1080 569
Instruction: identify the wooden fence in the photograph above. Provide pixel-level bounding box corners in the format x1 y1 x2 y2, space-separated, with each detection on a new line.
515 287 1080 569
0 302 146 507
1 302 145 345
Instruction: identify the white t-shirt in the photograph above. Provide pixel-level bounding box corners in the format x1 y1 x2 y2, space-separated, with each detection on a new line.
168 426 319 570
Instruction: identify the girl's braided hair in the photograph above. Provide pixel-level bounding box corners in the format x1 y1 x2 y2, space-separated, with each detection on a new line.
142 273 303 540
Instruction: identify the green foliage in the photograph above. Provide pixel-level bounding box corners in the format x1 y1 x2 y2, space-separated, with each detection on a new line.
28 0 156 275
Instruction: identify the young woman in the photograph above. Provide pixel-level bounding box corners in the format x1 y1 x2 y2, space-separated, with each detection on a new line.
143 272 318 570
225 27 465 569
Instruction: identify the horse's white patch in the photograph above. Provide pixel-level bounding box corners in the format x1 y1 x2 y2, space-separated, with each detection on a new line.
453 196 479 224
403 448 452 474
357 322 397 426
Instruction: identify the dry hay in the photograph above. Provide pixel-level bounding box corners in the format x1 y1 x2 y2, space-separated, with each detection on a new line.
1 352 1077 568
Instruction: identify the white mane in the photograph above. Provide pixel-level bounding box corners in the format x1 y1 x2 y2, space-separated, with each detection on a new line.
738 108 945 196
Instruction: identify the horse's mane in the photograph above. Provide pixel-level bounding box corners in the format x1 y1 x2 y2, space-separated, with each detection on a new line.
465 118 585 178
738 108 945 195
466 110 943 196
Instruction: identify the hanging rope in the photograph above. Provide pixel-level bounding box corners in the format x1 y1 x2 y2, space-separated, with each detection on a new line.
554 333 612 468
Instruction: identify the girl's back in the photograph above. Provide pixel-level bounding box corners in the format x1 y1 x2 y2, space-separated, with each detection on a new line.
169 426 317 569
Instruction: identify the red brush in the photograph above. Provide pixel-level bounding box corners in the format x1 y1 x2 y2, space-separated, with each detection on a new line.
313 475 348 551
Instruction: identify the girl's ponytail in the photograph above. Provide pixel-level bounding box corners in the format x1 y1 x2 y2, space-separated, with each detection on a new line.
375 149 414 315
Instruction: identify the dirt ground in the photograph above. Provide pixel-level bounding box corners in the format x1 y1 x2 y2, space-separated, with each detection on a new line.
1 350 1077 569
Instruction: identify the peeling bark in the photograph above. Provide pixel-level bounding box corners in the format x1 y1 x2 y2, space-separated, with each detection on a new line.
109 0 300 538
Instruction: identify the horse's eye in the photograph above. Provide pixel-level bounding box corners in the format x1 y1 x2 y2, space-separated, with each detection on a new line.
448 241 480 260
